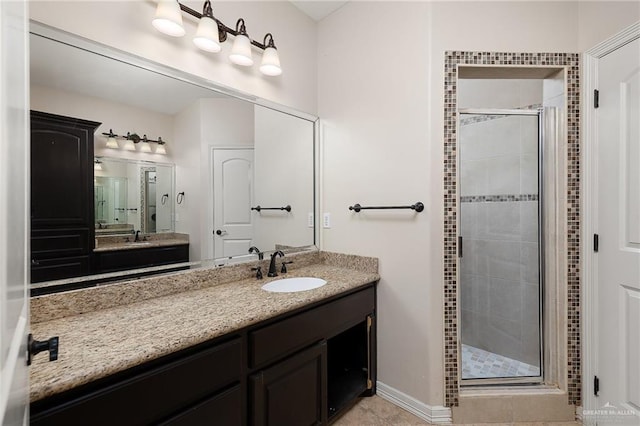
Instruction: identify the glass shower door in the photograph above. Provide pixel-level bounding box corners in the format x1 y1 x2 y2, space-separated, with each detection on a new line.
458 109 542 382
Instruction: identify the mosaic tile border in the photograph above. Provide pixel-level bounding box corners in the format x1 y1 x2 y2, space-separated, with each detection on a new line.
443 51 580 407
460 194 539 203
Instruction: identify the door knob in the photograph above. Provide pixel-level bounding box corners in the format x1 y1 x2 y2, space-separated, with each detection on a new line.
215 229 227 236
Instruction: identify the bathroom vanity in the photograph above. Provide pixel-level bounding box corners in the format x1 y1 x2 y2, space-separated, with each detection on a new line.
29 251 378 425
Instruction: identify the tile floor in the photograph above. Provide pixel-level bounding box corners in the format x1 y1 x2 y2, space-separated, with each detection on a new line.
333 395 580 426
461 344 540 379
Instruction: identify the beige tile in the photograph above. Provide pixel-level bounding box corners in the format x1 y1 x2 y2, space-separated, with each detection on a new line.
512 395 575 422
453 396 514 423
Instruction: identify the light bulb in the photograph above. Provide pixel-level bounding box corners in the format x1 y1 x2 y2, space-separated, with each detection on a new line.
260 46 282 76
193 16 221 52
152 0 185 37
229 34 253 66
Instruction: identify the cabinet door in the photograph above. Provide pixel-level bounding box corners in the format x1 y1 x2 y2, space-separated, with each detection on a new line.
30 112 98 228
251 343 327 426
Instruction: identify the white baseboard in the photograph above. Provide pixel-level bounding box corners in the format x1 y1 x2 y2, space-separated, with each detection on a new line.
376 381 452 424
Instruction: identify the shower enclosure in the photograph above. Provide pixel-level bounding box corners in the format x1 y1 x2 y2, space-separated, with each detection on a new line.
459 108 544 383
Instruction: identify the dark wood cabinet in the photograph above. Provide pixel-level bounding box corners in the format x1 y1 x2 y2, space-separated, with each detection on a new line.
30 111 100 283
31 338 242 426
30 284 377 426
93 244 190 273
251 343 327 426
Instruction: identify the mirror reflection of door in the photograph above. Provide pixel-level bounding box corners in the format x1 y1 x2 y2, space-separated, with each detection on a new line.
212 149 254 259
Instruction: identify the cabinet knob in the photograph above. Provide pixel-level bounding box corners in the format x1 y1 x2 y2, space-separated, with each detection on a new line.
31 259 40 266
27 333 59 366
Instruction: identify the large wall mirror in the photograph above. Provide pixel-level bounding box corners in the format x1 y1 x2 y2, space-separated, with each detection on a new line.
30 25 317 292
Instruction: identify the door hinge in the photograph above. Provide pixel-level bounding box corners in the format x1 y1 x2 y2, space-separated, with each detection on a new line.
594 375 600 396
367 379 373 390
594 234 599 252
594 89 600 108
458 236 463 258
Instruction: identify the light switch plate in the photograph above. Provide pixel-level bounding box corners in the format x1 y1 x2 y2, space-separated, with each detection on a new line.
308 212 314 228
323 213 331 228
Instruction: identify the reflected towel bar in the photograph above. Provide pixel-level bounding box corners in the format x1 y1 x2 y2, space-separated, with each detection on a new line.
251 205 292 212
348 202 424 213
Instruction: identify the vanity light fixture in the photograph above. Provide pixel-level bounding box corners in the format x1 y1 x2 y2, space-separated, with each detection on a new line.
140 135 153 153
101 130 168 154
193 1 220 52
152 0 185 37
229 19 253 66
155 137 167 155
151 0 282 76
94 159 103 171
105 129 119 149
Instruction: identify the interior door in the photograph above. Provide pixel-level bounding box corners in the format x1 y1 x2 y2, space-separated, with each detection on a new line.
0 0 29 424
596 36 640 421
212 149 254 259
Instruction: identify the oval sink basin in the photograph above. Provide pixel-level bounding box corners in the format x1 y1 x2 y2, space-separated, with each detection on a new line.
261 277 327 293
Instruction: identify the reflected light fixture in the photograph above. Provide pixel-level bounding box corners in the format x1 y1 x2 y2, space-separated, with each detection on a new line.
155 137 167 155
101 129 168 155
259 33 281 76
94 159 103 171
193 1 220 52
229 19 253 66
123 132 137 151
105 129 119 149
140 135 153 153
151 1 281 76
152 0 185 37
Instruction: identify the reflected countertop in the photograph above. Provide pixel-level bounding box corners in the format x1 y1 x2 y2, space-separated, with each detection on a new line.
29 250 379 402
93 232 189 252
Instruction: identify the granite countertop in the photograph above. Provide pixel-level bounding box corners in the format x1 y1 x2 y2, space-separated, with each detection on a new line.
29 254 379 402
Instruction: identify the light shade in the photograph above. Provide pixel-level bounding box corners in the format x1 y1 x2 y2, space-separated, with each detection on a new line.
123 139 136 151
229 34 253 66
94 160 102 171
193 16 221 52
140 142 152 153
260 46 282 76
152 0 185 37
155 143 167 155
106 136 119 149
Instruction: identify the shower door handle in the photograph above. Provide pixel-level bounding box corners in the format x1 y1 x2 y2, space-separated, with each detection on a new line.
458 236 463 258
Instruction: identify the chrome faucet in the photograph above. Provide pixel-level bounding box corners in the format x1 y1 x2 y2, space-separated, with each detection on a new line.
248 246 263 260
134 230 141 242
267 250 285 277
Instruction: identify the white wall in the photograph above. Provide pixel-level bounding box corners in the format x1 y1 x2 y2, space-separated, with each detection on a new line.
318 0 638 408
29 1 318 115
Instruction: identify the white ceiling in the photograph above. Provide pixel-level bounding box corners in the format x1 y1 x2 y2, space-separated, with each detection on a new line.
289 1 349 21
30 35 227 116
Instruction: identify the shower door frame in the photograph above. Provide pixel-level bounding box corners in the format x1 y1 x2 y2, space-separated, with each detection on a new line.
457 107 545 386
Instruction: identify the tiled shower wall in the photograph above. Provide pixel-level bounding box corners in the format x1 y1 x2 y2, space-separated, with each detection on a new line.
443 52 580 407
459 112 541 368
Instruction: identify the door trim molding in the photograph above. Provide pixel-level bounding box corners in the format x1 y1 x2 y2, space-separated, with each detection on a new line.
582 20 640 414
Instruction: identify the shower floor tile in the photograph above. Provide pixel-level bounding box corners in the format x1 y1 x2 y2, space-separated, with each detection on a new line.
461 344 540 379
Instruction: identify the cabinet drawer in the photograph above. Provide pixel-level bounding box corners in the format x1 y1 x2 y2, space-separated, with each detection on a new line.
249 286 374 368
161 385 242 426
94 244 189 273
31 338 241 426
30 255 90 283
31 228 90 258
